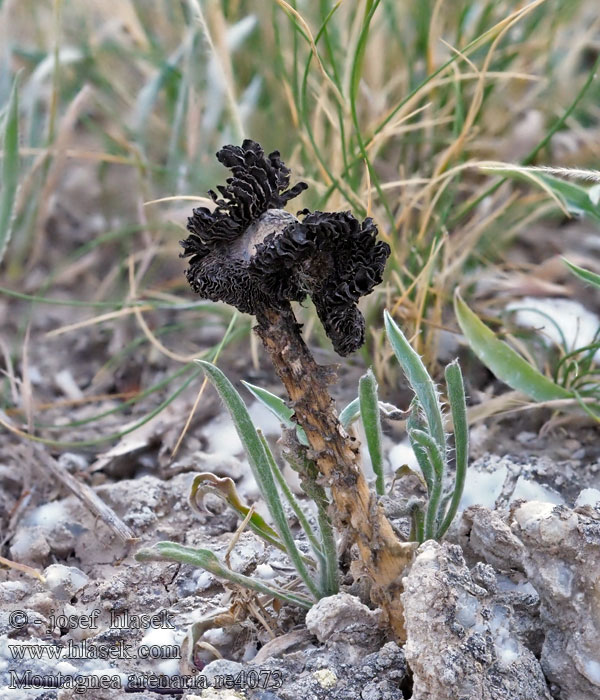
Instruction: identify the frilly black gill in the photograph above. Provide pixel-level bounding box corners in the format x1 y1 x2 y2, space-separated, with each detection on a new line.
180 139 390 356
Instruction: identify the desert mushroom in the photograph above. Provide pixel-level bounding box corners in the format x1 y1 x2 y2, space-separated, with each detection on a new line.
180 140 413 641
181 139 390 355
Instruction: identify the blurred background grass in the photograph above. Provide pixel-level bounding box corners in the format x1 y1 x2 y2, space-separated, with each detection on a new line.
1 0 599 448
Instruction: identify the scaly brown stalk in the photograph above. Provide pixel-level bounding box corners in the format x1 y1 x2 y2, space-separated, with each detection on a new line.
256 305 414 641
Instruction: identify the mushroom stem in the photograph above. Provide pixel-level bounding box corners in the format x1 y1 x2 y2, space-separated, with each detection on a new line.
255 305 415 642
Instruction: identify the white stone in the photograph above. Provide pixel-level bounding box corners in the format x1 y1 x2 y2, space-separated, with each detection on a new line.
576 488 600 508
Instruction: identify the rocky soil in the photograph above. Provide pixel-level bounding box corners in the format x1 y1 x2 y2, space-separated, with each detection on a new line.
2 398 600 699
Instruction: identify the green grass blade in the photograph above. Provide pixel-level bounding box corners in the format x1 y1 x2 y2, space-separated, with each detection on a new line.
133 43 186 146
241 380 309 446
196 360 321 599
479 165 600 224
537 173 600 224
452 56 600 227
572 389 600 423
135 542 313 609
437 361 469 539
563 258 600 291
0 74 20 265
523 55 600 165
384 309 445 449
298 9 363 213
359 369 385 495
6 365 202 449
349 0 394 227
454 290 572 402
507 305 569 353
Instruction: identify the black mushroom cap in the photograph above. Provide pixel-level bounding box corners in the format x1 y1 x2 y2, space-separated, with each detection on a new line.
180 139 391 356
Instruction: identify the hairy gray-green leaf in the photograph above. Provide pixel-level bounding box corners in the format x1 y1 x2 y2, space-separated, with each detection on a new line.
479 166 600 224
406 397 434 494
409 428 444 540
339 397 360 429
242 380 308 445
563 258 600 290
454 291 572 402
359 369 385 495
257 430 323 565
196 360 321 599
437 361 469 539
189 472 284 550
135 542 313 608
384 310 445 449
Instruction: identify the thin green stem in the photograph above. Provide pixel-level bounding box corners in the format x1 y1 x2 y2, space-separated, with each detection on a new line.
4 367 203 448
410 504 425 544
